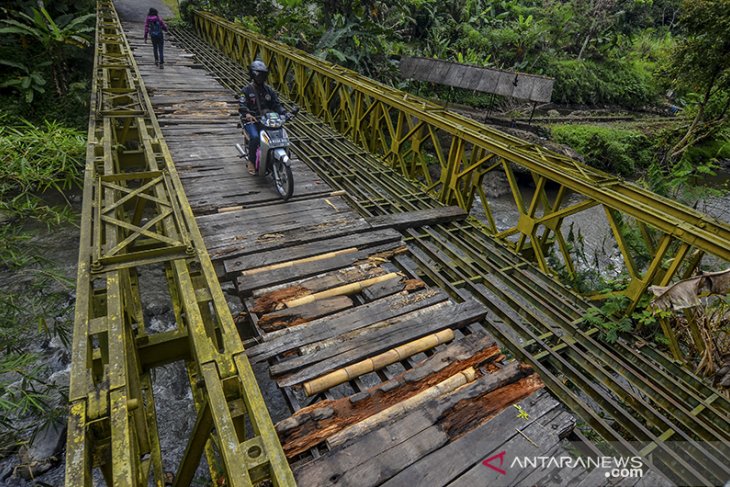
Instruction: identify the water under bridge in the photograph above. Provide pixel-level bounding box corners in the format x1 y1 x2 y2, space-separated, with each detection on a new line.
65 2 730 486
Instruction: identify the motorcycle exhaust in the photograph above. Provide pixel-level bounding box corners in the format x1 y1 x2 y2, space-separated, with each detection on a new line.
235 143 246 159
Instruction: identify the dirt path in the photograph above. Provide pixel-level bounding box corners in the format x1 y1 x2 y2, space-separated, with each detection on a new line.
115 0 172 23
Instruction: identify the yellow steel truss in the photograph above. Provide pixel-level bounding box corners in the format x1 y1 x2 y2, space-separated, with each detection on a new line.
191 11 730 321
66 3 295 485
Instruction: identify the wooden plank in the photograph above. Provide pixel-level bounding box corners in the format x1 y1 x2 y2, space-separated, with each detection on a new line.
235 241 403 295
449 409 575 487
272 298 488 386
246 289 448 363
224 228 402 275
294 409 441 486
269 299 454 376
251 264 390 313
209 217 373 261
276 334 505 457
256 296 353 333
365 206 467 230
380 389 558 487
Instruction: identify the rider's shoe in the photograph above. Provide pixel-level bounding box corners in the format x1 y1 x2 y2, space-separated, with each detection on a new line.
247 162 256 175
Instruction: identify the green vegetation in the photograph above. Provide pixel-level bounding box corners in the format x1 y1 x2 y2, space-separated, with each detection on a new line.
0 0 91 460
551 124 653 176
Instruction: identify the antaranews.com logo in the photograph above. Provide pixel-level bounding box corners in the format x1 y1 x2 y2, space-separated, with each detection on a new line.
482 451 645 479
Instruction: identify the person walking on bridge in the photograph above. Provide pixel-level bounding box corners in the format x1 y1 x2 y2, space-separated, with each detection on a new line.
144 8 168 69
238 60 287 175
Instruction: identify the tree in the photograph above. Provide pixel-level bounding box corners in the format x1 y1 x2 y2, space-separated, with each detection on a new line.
666 0 730 160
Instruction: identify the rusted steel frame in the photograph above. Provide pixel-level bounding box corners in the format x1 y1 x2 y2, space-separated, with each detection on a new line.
455 220 721 408
68 4 158 485
405 227 724 484
402 233 707 484
67 3 295 486
423 225 728 428
439 223 730 433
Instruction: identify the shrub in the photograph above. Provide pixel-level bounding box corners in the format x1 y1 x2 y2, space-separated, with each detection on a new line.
546 58 657 108
551 124 654 176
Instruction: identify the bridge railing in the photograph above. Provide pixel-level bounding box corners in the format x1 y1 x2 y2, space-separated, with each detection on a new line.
192 12 729 334
65 3 295 485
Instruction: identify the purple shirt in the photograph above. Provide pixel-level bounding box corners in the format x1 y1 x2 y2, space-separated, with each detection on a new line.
144 15 168 41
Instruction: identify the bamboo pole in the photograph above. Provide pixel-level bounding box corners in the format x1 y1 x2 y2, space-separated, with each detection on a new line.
217 205 244 213
284 272 400 308
242 248 358 276
325 367 477 449
303 329 455 396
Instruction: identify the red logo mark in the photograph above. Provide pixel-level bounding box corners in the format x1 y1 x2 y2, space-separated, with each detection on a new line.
482 451 507 475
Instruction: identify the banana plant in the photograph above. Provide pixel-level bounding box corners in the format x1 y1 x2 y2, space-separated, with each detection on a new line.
0 60 49 103
0 7 95 95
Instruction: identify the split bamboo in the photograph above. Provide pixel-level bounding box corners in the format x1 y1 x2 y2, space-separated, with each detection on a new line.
242 248 358 276
303 329 455 396
284 272 400 308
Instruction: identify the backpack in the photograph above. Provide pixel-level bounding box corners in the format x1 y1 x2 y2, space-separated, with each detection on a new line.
150 18 162 38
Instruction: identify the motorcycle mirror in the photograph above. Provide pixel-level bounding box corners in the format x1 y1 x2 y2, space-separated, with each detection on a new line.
292 106 300 114
233 94 240 100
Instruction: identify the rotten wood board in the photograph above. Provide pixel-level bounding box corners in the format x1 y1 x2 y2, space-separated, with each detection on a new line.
250 263 391 308
278 334 506 457
256 296 354 333
379 388 558 487
246 289 448 363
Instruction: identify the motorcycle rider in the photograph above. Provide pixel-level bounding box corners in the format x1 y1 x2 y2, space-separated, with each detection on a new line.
239 60 287 175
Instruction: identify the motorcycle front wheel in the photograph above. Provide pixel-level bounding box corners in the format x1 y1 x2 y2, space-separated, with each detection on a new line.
273 160 294 201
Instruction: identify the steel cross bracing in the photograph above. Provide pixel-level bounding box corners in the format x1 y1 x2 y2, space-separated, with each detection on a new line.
65 2 295 486
190 12 730 324
170 24 730 485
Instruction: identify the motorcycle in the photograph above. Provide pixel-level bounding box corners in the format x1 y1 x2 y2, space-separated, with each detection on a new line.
235 107 299 201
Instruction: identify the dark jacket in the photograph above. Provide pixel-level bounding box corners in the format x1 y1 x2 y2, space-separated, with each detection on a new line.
239 83 285 118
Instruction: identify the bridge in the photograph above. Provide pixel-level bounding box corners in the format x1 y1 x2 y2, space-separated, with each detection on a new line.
65 2 730 486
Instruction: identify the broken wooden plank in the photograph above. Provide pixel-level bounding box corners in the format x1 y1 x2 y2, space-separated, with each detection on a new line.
292 364 541 485
272 298 488 386
256 296 354 333
236 242 405 296
284 273 401 308
365 206 467 230
294 409 442 486
251 264 389 314
275 334 505 457
302 329 455 396
246 289 447 363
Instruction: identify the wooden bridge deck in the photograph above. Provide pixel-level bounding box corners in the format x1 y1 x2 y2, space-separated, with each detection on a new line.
119 16 679 486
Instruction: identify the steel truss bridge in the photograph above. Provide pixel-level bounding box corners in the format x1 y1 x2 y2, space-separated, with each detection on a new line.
66 2 730 486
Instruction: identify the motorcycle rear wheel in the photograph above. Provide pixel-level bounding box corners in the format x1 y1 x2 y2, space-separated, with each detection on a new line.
273 160 294 201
